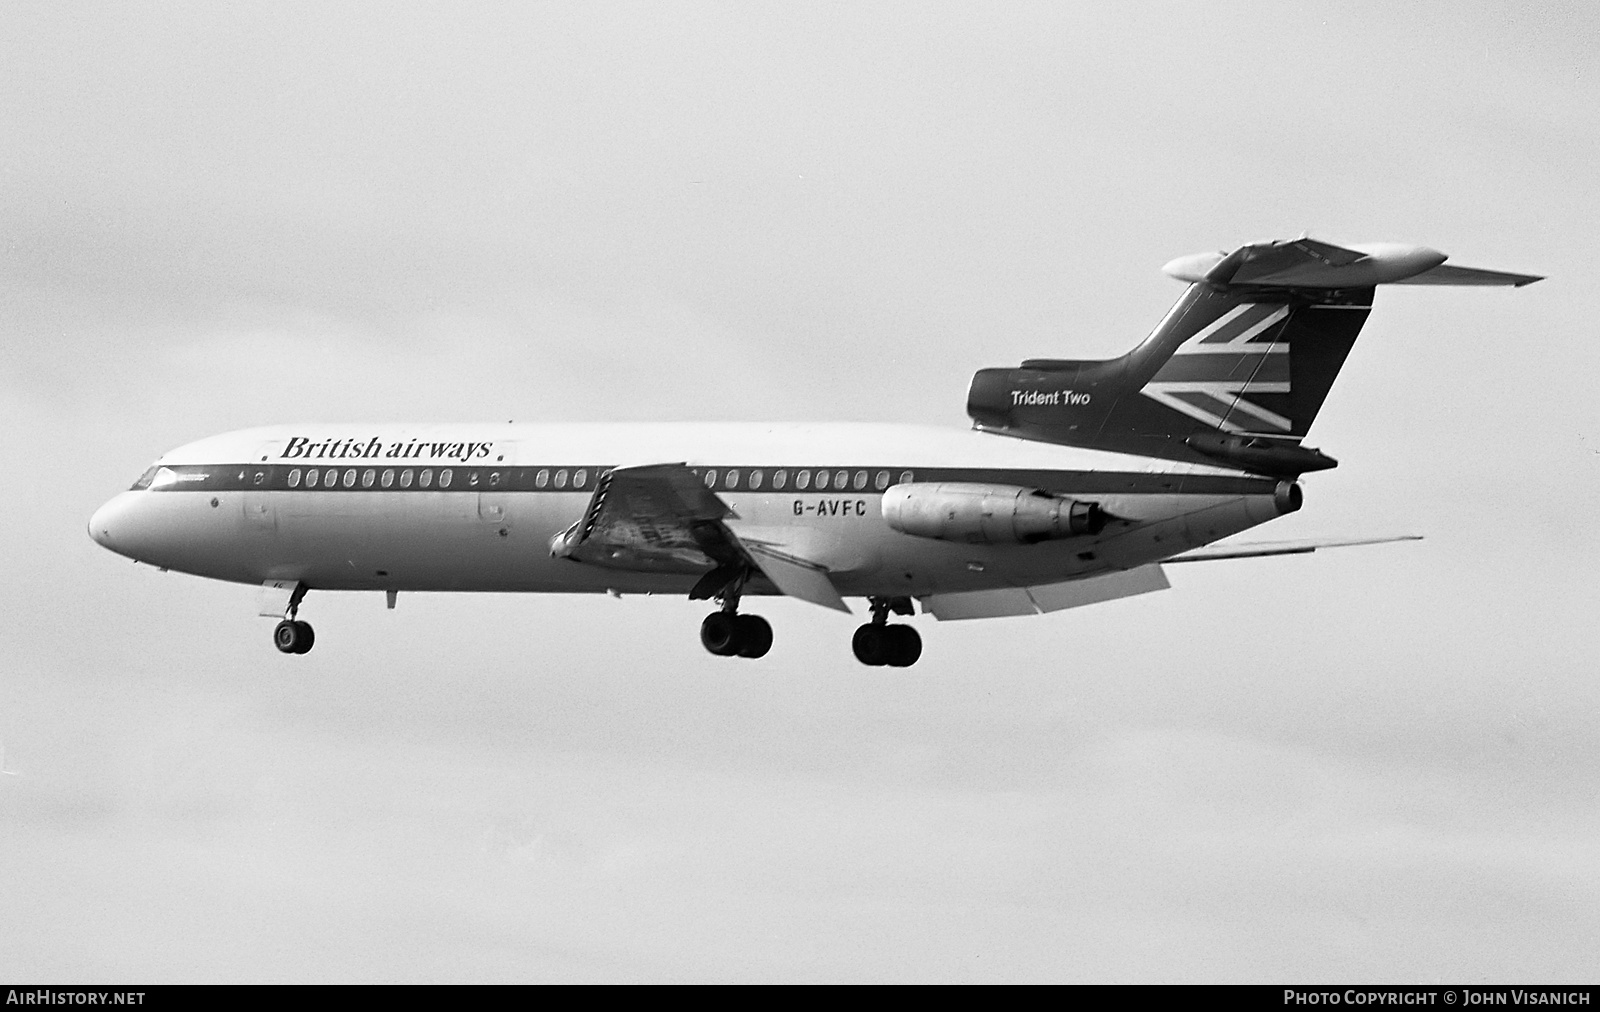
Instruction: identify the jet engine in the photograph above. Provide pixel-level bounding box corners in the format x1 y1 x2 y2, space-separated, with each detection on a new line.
881 483 1108 544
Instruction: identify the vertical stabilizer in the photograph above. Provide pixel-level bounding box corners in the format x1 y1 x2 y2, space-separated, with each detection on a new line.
967 238 1539 475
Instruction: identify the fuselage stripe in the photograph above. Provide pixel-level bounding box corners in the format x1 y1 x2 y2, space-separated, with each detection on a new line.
137 463 1277 497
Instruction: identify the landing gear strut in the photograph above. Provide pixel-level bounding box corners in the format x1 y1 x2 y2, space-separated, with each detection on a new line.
853 596 921 667
272 584 315 655
696 568 772 659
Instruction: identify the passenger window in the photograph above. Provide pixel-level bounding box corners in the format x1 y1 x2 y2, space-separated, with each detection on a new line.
726 470 739 489
835 470 849 489
574 469 587 488
703 470 717 488
381 469 395 488
489 471 501 487
536 469 549 489
875 470 890 490
772 469 786 489
749 469 763 489
797 470 811 490
900 470 914 484
343 469 357 488
468 471 479 487
420 469 433 488
815 470 829 490
400 469 414 488
440 469 453 488
554 469 568 489
853 470 867 490
306 469 319 488
288 468 302 488
362 469 376 488
253 471 265 486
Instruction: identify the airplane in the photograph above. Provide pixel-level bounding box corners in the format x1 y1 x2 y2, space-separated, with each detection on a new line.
88 237 1540 666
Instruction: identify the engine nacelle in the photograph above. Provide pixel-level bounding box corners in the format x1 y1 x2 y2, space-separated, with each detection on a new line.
881 483 1108 544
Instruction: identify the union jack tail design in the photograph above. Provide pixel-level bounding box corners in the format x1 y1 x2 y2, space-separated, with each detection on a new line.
1140 301 1295 434
966 237 1539 475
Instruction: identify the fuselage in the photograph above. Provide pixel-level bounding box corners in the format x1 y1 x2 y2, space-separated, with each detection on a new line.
89 422 1290 601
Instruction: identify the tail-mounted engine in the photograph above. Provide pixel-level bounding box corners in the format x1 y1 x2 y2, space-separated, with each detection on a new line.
881 483 1108 545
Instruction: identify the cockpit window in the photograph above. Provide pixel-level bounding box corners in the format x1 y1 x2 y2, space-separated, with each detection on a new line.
131 466 160 490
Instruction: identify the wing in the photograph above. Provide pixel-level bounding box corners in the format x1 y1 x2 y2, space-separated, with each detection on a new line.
1166 534 1422 562
919 565 1170 621
552 463 851 611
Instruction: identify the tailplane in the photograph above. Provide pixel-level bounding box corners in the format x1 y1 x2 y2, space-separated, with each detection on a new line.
967 238 1540 476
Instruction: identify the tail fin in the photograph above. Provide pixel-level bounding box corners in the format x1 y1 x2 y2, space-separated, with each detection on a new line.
967 238 1540 476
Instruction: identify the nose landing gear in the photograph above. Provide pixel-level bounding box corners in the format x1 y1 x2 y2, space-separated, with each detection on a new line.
269 581 314 655
853 596 921 667
273 619 315 654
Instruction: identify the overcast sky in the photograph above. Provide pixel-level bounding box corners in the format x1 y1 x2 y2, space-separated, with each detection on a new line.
2 1 1596 983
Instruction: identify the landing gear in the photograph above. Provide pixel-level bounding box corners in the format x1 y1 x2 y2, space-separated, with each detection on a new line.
696 569 773 659
269 581 314 654
853 596 921 667
700 612 772 659
273 619 315 655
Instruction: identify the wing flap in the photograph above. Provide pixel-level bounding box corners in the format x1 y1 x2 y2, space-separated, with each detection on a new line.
557 463 852 611
919 565 1169 621
737 542 851 612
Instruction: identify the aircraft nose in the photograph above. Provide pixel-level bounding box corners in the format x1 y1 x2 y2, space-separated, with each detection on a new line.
88 493 136 556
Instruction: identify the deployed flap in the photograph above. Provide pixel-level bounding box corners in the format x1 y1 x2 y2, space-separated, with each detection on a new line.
556 464 853 612
920 565 1169 621
550 463 739 573
1027 564 1170 612
734 540 851 612
1168 534 1422 562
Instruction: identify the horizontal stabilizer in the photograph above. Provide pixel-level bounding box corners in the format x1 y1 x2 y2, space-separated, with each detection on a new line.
1167 534 1422 563
1390 263 1543 287
920 565 1169 620
1163 238 1542 290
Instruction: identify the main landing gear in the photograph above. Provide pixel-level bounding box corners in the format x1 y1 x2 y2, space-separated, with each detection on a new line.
700 610 773 659
853 596 921 667
694 565 773 660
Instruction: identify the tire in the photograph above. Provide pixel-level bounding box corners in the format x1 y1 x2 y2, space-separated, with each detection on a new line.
885 625 921 667
700 612 741 656
273 620 310 654
735 615 772 658
851 624 892 666
291 620 315 654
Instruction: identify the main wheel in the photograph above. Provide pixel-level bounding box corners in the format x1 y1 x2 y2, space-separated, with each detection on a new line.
700 612 741 656
273 620 314 655
734 614 772 658
885 625 922 667
851 624 892 666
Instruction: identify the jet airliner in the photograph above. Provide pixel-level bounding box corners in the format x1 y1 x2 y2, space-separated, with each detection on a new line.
88 238 1539 666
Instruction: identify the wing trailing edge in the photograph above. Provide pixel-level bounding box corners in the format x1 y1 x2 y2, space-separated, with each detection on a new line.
919 565 1169 621
1167 534 1422 563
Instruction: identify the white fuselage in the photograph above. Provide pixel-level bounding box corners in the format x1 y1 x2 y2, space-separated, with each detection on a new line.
89 422 1288 603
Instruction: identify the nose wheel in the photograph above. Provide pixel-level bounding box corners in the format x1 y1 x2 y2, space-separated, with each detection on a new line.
273 619 315 655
